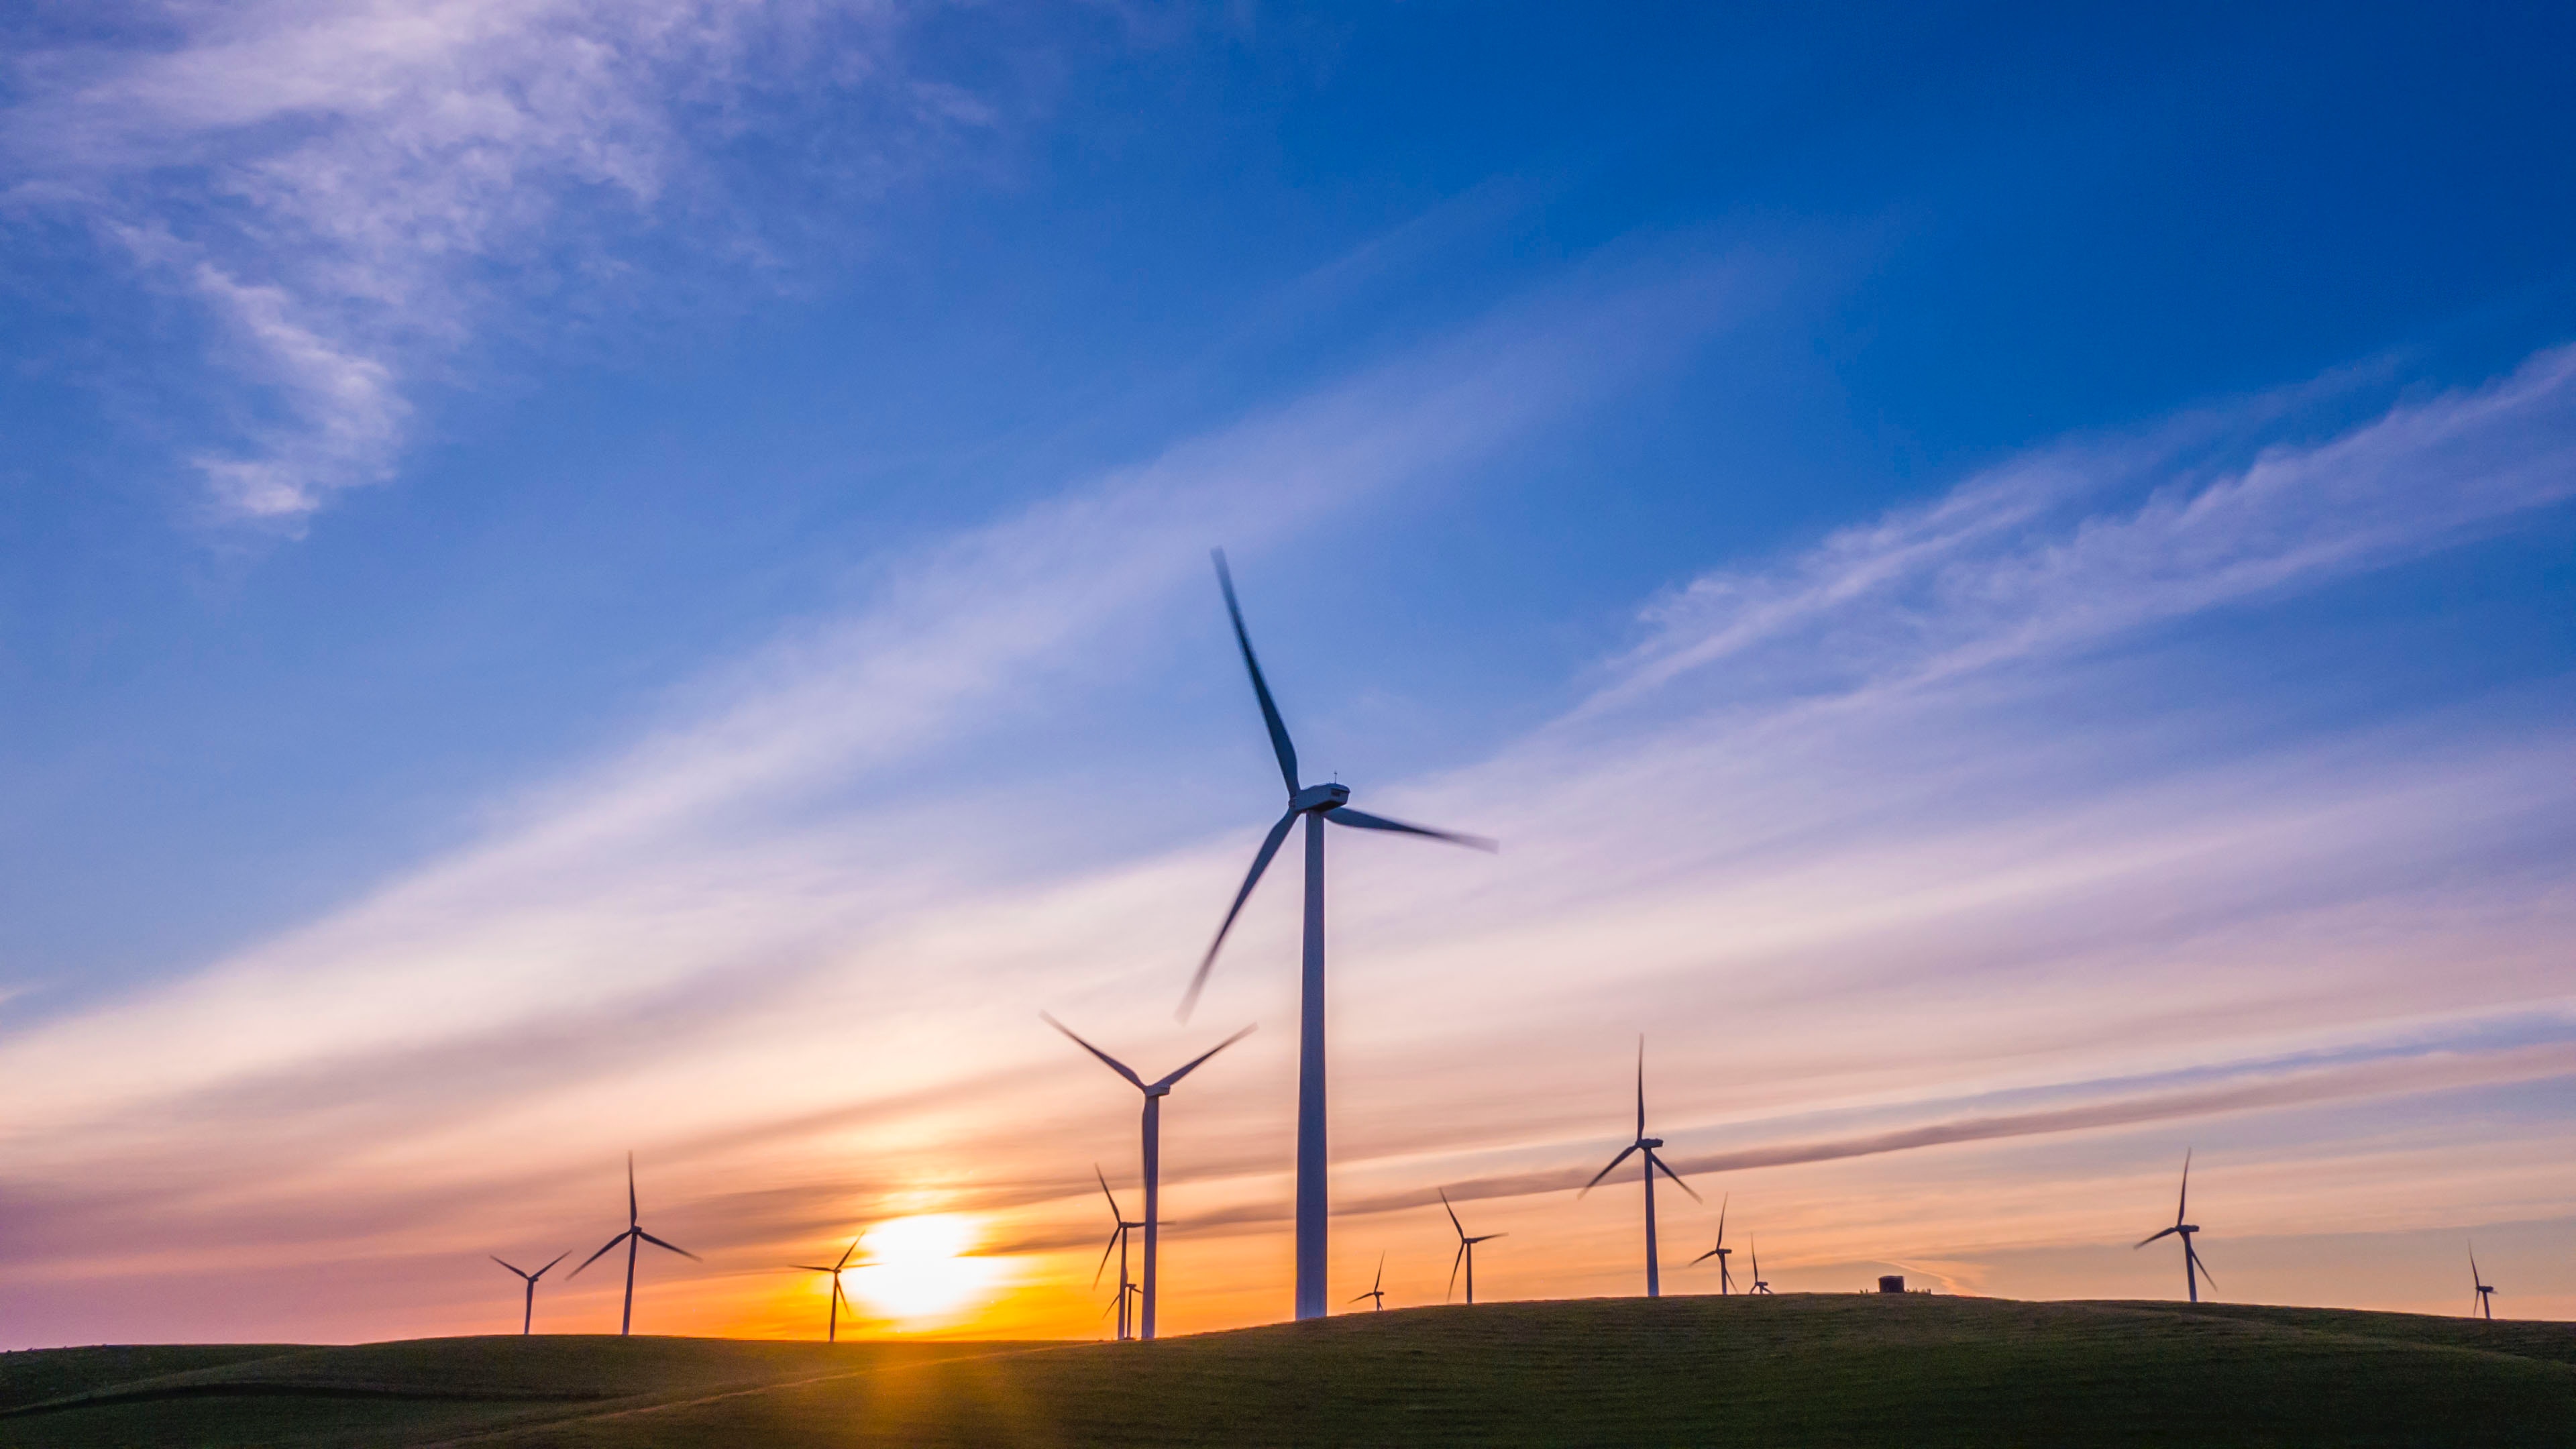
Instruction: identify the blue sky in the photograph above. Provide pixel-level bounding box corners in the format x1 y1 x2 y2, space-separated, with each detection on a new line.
3 1 2574 1342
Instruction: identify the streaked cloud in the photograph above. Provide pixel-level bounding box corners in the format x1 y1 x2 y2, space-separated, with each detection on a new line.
3 0 979 522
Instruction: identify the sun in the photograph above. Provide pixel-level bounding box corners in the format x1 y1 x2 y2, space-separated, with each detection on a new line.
845 1214 1002 1324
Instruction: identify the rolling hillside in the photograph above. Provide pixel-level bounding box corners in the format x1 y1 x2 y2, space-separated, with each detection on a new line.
6 1294 2571 1446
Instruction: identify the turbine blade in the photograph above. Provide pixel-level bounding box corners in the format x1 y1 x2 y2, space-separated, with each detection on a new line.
1440 1187 1466 1238
1688 1248 1719 1266
637 1230 700 1262
570 1231 631 1278
837 1236 862 1272
2135 1226 2180 1248
1717 1194 1729 1246
1322 807 1497 852
1042 1014 1146 1089
1096 1165 1126 1222
1448 1242 1466 1302
1095 1228 1120 1289
535 1250 570 1279
2188 1244 2215 1289
492 1256 530 1279
629 1152 639 1228
1649 1149 1703 1201
1580 1144 1641 1195
1374 1250 1386 1293
1475 1233 1507 1242
1155 1022 1259 1090
2176 1148 2191 1226
1213 549 1299 795
1636 1037 1646 1139
1180 809 1298 1020
790 1265 837 1273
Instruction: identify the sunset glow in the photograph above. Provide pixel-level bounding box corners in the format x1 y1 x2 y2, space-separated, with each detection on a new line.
846 1217 1004 1326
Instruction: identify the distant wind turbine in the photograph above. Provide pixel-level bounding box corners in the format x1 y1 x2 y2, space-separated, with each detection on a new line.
1184 549 1497 1321
1349 1252 1388 1311
570 1153 702 1336
490 1251 568 1335
2470 1245 2497 1321
2134 1150 2213 1303
1688 1195 1735 1294
1044 1014 1252 1340
1441 1189 1503 1305
789 1236 861 1343
1093 1167 1145 1342
1581 1038 1701 1297
1748 1240 1772 1294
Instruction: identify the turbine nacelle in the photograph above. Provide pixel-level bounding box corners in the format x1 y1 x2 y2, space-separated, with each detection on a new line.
1292 782 1352 812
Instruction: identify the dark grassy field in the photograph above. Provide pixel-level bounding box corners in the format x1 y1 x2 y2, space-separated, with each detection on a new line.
6 1294 2571 1446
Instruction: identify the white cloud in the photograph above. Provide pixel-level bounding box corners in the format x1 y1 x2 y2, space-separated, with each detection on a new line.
5 0 964 523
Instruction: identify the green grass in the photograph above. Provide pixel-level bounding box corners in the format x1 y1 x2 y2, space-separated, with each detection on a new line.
5 1295 2570 1446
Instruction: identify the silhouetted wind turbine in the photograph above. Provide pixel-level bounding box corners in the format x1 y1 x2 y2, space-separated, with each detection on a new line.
490 1251 568 1335
1093 1167 1145 1342
570 1152 701 1335
789 1236 861 1343
2470 1245 2497 1321
1441 1189 1503 1305
2135 1150 2212 1303
1748 1239 1772 1294
1581 1038 1701 1297
1349 1252 1388 1311
1044 1014 1253 1340
1688 1195 1735 1294
1184 549 1497 1321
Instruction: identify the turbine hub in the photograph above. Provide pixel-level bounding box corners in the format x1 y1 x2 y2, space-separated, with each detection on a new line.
1640 1137 1663 1149
1292 782 1351 812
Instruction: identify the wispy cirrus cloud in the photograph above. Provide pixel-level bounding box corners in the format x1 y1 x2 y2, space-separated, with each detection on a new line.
3 0 984 523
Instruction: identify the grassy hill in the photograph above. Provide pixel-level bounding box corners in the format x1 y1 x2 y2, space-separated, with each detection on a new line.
6 1294 2571 1446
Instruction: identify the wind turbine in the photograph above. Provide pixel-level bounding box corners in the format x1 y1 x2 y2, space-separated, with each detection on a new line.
1747 1240 1772 1294
2470 1246 2497 1321
490 1251 568 1335
570 1152 701 1335
1184 549 1497 1321
1688 1195 1735 1294
2135 1150 2213 1303
1581 1038 1701 1297
1349 1252 1388 1311
1044 1014 1253 1340
1093 1167 1145 1342
1441 1189 1503 1305
789 1236 861 1343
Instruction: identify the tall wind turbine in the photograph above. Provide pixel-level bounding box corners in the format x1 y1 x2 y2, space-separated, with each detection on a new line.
1688 1195 1735 1294
1044 1014 1252 1340
490 1251 568 1335
1441 1189 1503 1305
2135 1150 2212 1303
2469 1246 2497 1321
1581 1038 1701 1297
789 1236 861 1343
1747 1240 1772 1294
1092 1167 1146 1341
1349 1252 1388 1311
570 1153 701 1336
1184 549 1497 1321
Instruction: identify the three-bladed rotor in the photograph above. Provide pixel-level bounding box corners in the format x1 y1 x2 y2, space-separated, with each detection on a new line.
789 1236 862 1343
2134 1150 2214 1303
1688 1194 1735 1294
570 1153 701 1335
2469 1245 2497 1321
1348 1251 1389 1310
1440 1189 1504 1304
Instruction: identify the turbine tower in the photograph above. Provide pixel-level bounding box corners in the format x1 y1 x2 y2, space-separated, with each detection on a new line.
1688 1195 1735 1294
1748 1240 1772 1294
1093 1167 1145 1342
2134 1150 2213 1303
1044 1014 1253 1340
2470 1246 2497 1321
490 1251 568 1335
570 1152 701 1335
1581 1038 1701 1297
1349 1252 1388 1311
1440 1189 1504 1305
1185 549 1495 1321
789 1236 861 1343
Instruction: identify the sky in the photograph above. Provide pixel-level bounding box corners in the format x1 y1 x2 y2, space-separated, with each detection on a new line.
3 1 2574 1346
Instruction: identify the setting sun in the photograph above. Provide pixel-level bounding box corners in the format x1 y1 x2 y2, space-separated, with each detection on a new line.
845 1215 1003 1324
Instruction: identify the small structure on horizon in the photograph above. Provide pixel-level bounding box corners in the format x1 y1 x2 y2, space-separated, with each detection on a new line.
1878 1275 1905 1294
